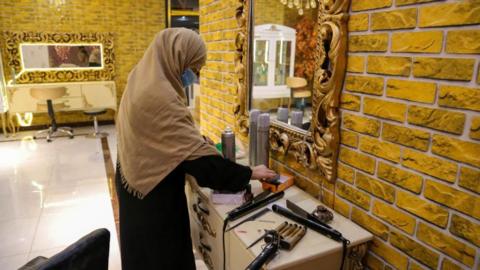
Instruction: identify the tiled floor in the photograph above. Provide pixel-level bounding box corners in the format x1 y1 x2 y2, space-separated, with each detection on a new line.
0 125 120 270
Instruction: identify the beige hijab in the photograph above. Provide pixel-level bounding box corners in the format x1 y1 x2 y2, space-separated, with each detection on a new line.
117 28 219 199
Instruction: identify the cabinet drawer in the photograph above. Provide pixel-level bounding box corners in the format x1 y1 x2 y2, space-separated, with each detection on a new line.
188 186 227 270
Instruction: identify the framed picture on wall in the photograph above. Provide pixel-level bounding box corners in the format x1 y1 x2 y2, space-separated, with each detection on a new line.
166 0 199 32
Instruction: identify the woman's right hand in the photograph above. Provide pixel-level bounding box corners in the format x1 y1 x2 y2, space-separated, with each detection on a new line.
251 165 277 181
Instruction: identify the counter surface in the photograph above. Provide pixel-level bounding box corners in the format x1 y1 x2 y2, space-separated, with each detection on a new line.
189 179 373 269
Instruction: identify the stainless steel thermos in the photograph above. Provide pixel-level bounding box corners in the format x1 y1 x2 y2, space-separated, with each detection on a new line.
249 109 261 166
291 110 303 128
221 127 236 162
256 113 270 166
277 107 289 123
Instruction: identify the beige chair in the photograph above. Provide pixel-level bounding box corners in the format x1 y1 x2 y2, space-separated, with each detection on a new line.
286 77 311 110
30 87 73 142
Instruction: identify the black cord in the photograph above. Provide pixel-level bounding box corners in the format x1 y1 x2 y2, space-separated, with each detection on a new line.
339 238 350 270
223 217 230 270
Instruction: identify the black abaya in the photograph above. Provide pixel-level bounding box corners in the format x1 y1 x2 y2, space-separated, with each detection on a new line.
115 155 251 270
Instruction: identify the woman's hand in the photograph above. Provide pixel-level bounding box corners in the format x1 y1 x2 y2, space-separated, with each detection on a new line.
251 165 277 181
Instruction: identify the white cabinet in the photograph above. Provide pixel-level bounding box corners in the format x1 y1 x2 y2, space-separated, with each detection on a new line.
187 179 372 270
6 81 116 114
3 81 116 136
253 24 296 99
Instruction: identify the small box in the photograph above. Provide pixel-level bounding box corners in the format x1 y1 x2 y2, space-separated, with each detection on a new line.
261 174 294 193
211 189 247 205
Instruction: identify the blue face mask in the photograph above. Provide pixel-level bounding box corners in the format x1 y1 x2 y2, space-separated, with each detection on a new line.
181 68 197 87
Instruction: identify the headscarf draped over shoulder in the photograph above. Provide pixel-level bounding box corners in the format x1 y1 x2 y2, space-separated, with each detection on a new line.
117 28 219 198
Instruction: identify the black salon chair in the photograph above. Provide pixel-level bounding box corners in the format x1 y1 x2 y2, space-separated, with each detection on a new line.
18 228 110 270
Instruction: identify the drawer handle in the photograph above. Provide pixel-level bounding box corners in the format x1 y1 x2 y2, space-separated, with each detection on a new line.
192 203 216 238
198 244 214 270
199 239 212 252
201 216 217 238
196 198 210 215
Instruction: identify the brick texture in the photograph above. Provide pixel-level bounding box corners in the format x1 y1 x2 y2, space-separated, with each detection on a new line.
391 31 443 53
396 190 449 228
348 34 389 52
413 57 475 81
372 200 416 234
199 0 241 141
377 162 423 193
408 105 466 135
348 14 369 32
386 79 436 104
446 30 480 54
363 97 407 122
367 56 411 76
371 8 417 30
471 116 480 140
417 222 476 267
329 0 479 268
356 172 396 203
197 0 480 269
418 1 480 27
382 122 430 151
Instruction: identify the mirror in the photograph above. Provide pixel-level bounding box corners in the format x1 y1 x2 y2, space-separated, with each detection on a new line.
21 44 103 70
239 0 350 182
3 31 114 84
250 1 318 131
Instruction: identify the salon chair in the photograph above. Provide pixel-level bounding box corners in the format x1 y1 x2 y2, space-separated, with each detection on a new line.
18 228 110 270
30 87 74 142
286 77 310 111
83 109 108 138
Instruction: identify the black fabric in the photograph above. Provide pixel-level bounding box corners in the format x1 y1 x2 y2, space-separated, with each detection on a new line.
182 155 252 191
19 228 110 270
116 155 251 270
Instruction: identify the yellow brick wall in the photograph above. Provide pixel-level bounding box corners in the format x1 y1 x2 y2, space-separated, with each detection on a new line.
201 1 480 268
198 0 240 142
0 0 165 126
340 1 480 269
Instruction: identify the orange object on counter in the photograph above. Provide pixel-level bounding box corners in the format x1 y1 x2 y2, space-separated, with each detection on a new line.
261 174 294 193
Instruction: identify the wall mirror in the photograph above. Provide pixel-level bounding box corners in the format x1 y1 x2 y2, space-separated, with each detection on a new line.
2 32 114 84
251 2 317 131
235 0 350 182
21 44 103 70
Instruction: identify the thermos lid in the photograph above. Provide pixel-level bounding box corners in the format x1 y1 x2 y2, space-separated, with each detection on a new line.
223 126 234 134
249 109 261 123
257 113 270 128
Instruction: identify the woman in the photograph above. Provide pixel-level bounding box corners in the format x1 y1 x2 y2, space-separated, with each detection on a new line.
116 28 277 270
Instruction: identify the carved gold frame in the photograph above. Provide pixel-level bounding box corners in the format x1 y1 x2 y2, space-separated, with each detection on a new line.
234 0 250 136
236 0 350 182
2 31 115 84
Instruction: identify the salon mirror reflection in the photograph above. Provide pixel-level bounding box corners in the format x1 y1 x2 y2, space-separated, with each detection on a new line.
20 44 103 70
250 0 318 131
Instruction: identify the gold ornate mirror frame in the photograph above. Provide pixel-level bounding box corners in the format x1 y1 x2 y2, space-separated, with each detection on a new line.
234 0 250 136
2 31 115 84
235 0 350 182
